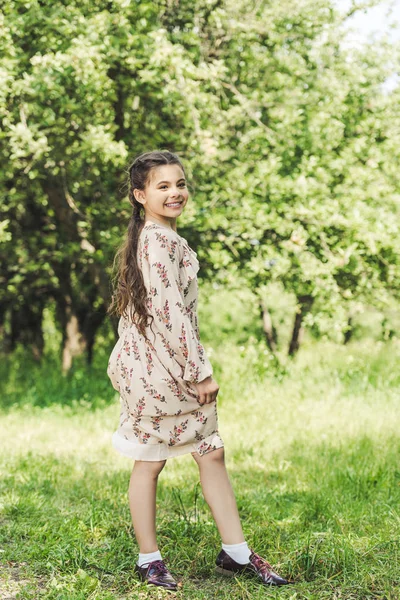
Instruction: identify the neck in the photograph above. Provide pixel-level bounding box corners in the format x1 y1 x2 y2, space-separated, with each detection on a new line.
145 217 177 232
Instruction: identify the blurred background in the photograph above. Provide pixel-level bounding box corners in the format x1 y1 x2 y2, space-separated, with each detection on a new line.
1 1 400 598
1 0 399 373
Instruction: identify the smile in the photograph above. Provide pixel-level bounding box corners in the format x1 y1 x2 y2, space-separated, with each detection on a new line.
165 201 183 208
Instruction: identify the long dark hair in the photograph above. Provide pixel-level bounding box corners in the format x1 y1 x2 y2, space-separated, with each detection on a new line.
107 150 186 339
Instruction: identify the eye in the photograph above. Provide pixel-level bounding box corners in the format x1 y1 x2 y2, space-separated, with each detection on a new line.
159 182 186 189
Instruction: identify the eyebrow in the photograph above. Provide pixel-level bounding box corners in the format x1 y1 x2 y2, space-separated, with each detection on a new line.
156 178 186 185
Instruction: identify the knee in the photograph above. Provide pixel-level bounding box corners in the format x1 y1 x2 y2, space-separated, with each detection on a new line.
154 459 167 476
206 447 225 463
133 459 167 478
192 446 225 465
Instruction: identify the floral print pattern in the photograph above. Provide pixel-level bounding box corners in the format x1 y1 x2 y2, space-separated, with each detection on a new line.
107 221 224 461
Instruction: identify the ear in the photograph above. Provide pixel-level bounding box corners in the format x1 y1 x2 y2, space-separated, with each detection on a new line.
133 189 146 204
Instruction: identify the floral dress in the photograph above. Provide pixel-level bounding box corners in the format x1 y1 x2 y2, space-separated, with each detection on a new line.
107 220 224 461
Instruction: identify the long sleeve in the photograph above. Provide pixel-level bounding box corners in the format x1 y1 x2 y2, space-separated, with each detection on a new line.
144 231 213 384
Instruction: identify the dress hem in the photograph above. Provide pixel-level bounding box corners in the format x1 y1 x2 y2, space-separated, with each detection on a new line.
112 430 224 461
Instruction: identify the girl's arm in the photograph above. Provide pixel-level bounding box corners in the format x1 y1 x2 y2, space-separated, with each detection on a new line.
145 233 213 384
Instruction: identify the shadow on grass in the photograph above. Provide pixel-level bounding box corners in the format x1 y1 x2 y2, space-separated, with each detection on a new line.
1 434 400 598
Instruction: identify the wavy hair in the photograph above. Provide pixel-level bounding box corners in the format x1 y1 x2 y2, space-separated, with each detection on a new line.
107 150 186 339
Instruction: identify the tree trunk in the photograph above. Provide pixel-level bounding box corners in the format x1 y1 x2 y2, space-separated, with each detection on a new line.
53 261 87 373
259 299 278 352
80 303 107 365
43 178 113 372
61 295 87 374
288 295 314 356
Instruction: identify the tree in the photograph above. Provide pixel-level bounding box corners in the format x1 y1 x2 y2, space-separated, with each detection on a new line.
1 0 399 368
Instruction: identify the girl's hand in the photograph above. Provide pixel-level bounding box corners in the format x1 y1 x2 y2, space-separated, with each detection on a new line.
194 376 219 406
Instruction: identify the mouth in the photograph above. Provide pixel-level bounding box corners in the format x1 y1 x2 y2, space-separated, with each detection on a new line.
165 201 183 208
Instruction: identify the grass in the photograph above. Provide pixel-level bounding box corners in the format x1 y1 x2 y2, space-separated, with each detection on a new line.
0 336 400 599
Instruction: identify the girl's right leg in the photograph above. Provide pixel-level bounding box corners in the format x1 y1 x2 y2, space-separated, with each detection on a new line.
128 458 166 553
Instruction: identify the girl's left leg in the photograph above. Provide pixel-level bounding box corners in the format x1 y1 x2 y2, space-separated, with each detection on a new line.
191 447 245 544
191 447 290 586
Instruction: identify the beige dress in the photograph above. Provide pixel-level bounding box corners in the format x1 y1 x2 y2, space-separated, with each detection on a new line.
107 220 224 461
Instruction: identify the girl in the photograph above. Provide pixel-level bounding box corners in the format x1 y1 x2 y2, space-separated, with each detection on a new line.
107 150 289 591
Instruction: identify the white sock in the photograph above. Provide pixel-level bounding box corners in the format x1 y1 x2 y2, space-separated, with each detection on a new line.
137 549 163 567
222 541 251 565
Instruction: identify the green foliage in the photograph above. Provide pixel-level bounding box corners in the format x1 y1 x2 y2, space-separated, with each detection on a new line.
1 0 399 359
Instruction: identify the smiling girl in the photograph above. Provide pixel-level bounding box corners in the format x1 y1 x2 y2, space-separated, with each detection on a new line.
107 150 289 591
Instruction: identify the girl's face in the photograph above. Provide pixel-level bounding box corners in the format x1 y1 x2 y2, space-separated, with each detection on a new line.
134 164 189 228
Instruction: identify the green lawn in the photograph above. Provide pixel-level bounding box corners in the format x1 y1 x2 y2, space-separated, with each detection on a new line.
1 338 399 599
